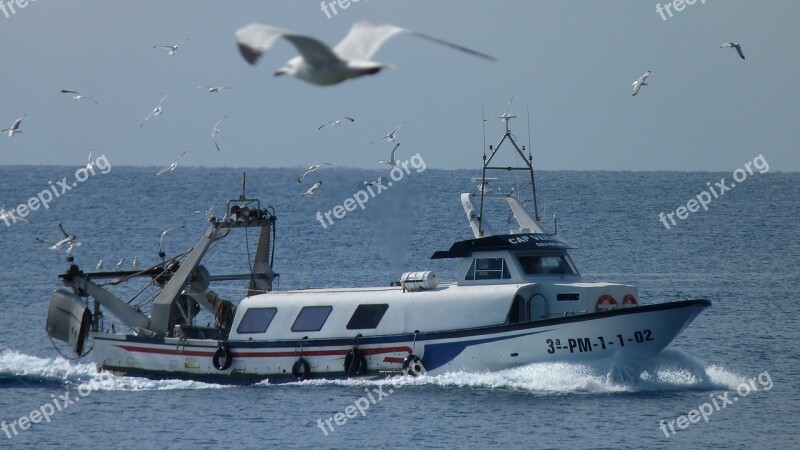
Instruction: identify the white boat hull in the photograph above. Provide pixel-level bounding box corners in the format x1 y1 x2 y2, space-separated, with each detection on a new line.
90 300 710 383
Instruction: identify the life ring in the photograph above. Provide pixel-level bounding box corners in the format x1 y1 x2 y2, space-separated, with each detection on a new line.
622 294 638 307
596 294 618 312
292 358 311 381
402 354 425 377
344 348 367 377
212 344 232 371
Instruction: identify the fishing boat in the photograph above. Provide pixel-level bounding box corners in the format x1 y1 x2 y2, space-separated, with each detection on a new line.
45 110 710 383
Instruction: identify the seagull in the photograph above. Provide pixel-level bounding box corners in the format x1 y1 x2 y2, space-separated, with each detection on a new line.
132 256 139 270
378 142 401 167
361 179 381 188
297 162 331 183
211 115 228 151
195 203 217 221
64 243 81 259
113 257 125 271
0 205 28 223
632 70 652 96
721 42 745 60
300 181 322 197
158 225 186 256
197 86 233 93
96 259 104 271
154 150 187 176
86 150 95 171
318 116 355 130
140 93 171 127
154 39 189 55
235 21 496 86
370 121 406 144
2 115 24 137
60 89 98 104
35 223 76 250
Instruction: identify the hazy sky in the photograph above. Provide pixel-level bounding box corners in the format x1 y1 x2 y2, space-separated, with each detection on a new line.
0 0 797 171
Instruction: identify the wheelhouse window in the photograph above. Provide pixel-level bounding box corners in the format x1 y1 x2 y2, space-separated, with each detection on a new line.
236 307 277 334
518 255 576 275
291 306 333 332
346 304 389 330
465 258 511 281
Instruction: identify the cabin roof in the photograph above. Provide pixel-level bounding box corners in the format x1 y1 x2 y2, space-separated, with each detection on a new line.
431 233 575 259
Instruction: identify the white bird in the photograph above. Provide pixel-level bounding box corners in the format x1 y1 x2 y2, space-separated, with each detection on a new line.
86 150 95 171
155 150 187 176
211 115 228 151
300 181 322 197
378 142 401 167
60 89 98 104
632 70 652 96
132 256 139 270
0 205 29 224
113 257 125 271
140 93 171 127
318 116 355 130
154 39 189 55
721 42 745 60
297 162 331 183
35 223 76 250
235 21 495 86
370 121 406 144
64 243 81 259
158 225 186 256
96 259 104 271
197 86 233 93
361 179 382 188
2 115 24 137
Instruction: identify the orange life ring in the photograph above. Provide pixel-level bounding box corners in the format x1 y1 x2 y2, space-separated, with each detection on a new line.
596 294 618 312
622 294 638 307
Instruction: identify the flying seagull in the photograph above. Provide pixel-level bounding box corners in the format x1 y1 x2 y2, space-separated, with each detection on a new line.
2 115 24 137
154 39 189 55
60 89 98 104
297 162 331 183
35 223 76 250
632 70 652 96
318 116 355 130
155 150 187 176
211 115 228 151
370 121 406 144
378 142 401 167
300 181 322 197
158 225 186 256
721 42 745 60
140 92 171 127
197 86 233 93
235 21 496 86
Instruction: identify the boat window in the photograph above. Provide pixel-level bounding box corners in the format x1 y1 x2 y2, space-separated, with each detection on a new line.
346 304 389 330
236 307 277 334
557 293 580 301
465 258 511 280
518 255 576 275
291 306 333 332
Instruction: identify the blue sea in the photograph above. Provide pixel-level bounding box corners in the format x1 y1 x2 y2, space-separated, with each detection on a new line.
0 165 797 449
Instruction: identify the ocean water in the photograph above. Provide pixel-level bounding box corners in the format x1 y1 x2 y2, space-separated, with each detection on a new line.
0 166 798 449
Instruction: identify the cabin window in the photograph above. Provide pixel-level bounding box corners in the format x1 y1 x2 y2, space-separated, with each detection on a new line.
557 293 580 301
465 258 511 280
518 255 576 275
347 304 389 330
291 306 333 332
236 307 277 334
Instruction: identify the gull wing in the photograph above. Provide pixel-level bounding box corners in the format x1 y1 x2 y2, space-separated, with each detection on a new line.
236 23 296 64
736 45 745 60
61 89 80 95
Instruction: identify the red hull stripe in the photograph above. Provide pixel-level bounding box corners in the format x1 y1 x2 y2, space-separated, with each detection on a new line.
115 345 412 362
